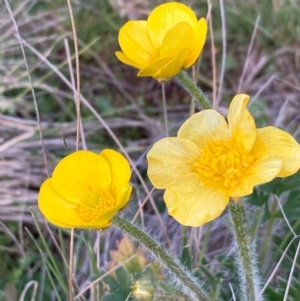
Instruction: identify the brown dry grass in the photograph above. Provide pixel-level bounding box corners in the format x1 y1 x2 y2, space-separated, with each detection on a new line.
1 0 300 300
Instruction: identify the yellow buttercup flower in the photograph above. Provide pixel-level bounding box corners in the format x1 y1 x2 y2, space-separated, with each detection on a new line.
147 94 300 227
115 2 207 81
38 150 132 229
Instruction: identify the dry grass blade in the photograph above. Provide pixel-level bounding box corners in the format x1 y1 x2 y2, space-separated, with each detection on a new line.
3 0 49 176
1 1 300 300
217 0 227 107
237 16 261 93
19 36 172 245
283 240 300 301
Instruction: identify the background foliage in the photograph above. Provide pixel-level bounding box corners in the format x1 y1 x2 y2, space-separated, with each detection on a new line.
0 0 300 300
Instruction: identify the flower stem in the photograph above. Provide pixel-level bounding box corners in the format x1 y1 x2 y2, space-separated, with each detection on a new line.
113 216 209 301
229 200 258 301
176 71 211 110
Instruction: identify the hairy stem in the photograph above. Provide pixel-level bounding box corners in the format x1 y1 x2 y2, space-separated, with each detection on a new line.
113 216 209 301
229 200 259 301
176 71 211 110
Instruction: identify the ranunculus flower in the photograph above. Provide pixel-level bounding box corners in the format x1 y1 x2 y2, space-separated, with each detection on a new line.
115 2 207 81
147 94 300 226
38 150 132 229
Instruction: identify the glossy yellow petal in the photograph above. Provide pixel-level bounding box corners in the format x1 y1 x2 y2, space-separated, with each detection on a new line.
39 178 119 229
230 156 282 197
138 47 190 80
153 47 190 80
52 151 111 204
184 18 207 68
228 94 256 152
115 184 132 209
137 57 173 78
89 207 119 229
38 178 82 228
147 137 200 188
178 110 229 148
118 20 156 67
164 179 229 226
147 2 197 48
252 126 300 177
38 149 132 230
100 149 132 206
115 51 145 70
160 22 193 58
100 149 131 186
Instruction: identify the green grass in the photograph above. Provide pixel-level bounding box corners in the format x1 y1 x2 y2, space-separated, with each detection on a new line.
1 0 300 300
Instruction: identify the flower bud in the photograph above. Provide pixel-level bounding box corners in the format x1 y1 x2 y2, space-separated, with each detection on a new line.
132 276 156 301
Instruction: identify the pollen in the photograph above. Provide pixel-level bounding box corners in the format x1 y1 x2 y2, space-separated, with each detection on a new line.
195 138 255 191
79 189 116 223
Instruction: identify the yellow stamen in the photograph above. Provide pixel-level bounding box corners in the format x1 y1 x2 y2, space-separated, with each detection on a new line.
195 138 255 191
79 189 115 223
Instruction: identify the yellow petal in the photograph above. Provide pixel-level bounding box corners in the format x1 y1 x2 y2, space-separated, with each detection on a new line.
153 47 190 80
147 137 200 188
99 149 132 206
118 20 156 67
230 156 282 197
164 179 229 226
228 94 256 152
178 110 229 148
52 151 111 204
147 2 197 48
115 51 145 70
114 184 132 210
89 207 119 229
100 149 131 187
137 57 173 77
39 178 116 229
251 126 300 177
184 18 208 68
38 178 83 228
160 22 193 58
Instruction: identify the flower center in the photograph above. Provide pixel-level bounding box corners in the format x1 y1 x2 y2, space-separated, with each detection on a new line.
194 138 255 191
150 47 160 63
79 189 115 223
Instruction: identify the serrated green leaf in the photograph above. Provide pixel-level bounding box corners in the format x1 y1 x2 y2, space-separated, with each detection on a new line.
103 274 120 292
115 266 132 289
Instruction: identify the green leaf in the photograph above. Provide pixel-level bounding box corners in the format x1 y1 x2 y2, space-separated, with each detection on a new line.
259 170 300 196
102 292 130 301
275 190 300 219
245 188 269 207
265 277 300 301
180 245 192 271
115 266 132 290
103 275 120 292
